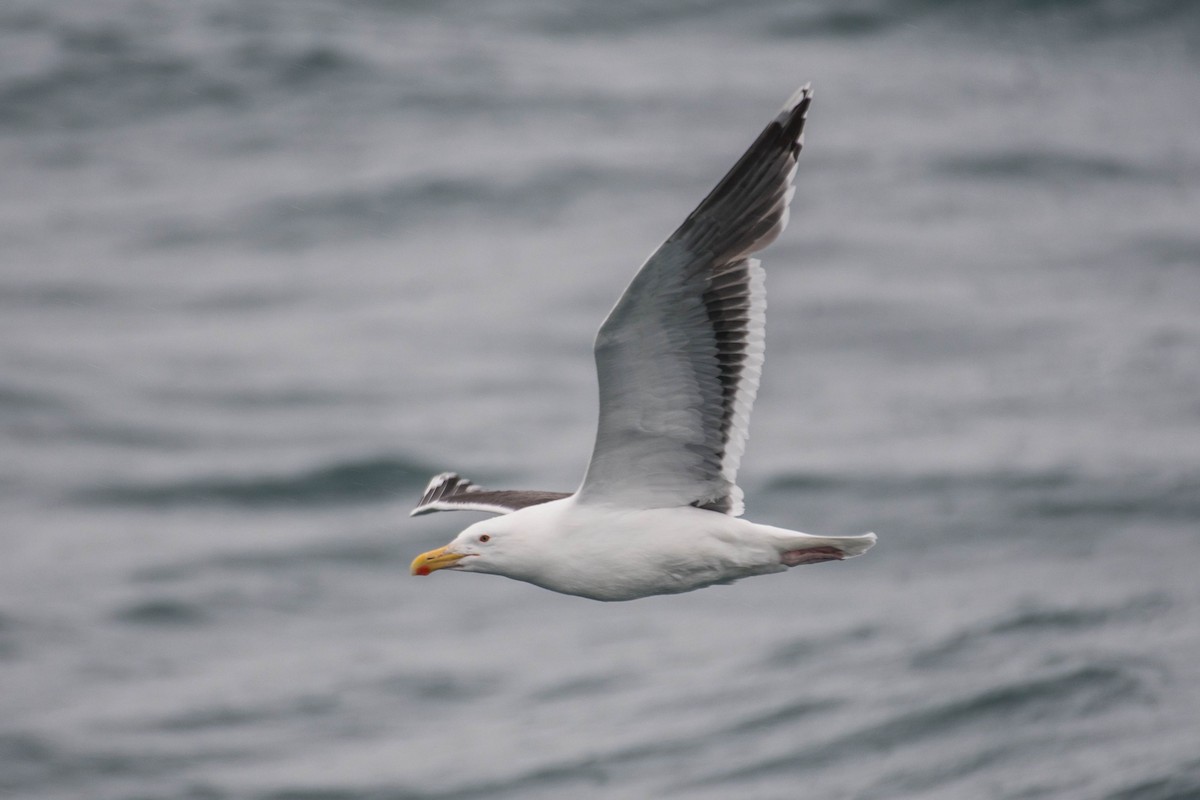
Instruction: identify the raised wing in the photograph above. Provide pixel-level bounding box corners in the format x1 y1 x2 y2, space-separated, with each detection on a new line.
577 84 812 516
410 472 571 517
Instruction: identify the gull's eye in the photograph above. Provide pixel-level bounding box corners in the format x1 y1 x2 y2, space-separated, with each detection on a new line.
478 534 491 543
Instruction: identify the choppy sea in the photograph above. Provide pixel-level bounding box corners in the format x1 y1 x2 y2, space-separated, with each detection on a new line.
3 1 1200 798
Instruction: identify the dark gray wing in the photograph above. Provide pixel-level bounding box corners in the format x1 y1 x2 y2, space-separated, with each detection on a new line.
576 84 812 516
409 472 571 517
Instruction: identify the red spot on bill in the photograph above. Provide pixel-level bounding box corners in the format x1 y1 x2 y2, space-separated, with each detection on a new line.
415 565 432 576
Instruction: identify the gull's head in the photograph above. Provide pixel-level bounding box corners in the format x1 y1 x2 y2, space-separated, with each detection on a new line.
410 517 522 578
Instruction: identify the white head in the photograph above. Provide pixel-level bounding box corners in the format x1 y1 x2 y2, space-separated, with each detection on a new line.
410 516 529 579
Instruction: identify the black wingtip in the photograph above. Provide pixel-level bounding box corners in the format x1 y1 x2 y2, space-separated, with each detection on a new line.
776 84 812 157
778 83 813 116
413 471 476 512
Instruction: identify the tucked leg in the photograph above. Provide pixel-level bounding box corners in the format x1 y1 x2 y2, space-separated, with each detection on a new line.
780 546 845 567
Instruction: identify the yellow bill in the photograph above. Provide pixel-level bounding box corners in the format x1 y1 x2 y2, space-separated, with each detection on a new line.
410 545 465 576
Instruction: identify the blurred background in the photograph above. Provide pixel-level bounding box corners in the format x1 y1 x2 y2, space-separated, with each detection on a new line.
2 1 1199 798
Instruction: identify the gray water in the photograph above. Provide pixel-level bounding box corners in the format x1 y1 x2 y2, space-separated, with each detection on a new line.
3 1 1200 798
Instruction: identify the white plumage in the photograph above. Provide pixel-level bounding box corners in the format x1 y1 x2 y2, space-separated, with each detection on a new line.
410 84 876 601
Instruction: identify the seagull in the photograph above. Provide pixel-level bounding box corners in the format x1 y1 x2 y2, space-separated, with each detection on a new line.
409 84 876 601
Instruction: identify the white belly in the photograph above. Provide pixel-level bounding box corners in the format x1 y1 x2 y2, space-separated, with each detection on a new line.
522 506 786 601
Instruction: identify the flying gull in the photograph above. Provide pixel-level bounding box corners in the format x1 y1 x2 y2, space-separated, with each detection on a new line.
410 84 876 601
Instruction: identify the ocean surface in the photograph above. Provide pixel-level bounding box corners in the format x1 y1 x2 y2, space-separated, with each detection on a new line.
3 1 1200 798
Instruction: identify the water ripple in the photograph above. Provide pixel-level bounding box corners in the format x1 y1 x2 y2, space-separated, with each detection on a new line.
912 593 1173 667
696 661 1152 785
76 455 433 508
933 149 1187 184
113 597 208 627
139 163 678 251
1104 758 1200 800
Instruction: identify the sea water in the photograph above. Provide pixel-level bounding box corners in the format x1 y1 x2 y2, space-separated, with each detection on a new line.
2 1 1199 797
